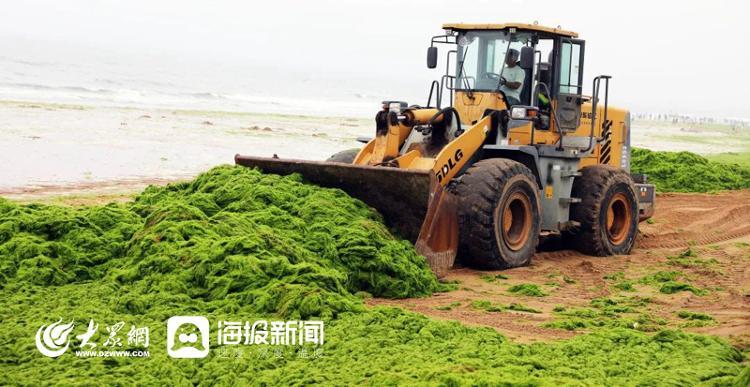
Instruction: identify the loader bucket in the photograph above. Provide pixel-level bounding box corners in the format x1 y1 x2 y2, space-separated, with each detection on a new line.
414 183 458 278
234 154 457 277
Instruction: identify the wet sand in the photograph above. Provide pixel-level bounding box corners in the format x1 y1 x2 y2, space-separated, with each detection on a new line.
0 100 370 199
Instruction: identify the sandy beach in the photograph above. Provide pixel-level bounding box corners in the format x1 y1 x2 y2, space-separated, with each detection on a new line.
2 99 748 201
0 100 370 199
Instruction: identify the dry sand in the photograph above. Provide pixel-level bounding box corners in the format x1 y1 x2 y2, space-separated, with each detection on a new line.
371 190 750 346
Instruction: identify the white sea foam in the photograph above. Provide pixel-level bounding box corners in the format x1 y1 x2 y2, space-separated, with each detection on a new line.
0 54 431 118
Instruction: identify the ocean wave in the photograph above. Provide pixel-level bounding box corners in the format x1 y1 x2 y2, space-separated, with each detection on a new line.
0 79 381 118
189 92 227 100
0 56 56 67
0 82 117 95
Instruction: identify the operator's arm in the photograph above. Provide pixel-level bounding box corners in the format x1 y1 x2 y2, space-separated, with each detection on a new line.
506 81 522 89
505 68 524 89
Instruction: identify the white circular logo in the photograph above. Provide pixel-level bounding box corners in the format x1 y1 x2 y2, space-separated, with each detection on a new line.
35 319 75 358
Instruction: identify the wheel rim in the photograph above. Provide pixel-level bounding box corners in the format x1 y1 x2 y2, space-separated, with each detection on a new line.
606 192 632 245
500 192 532 251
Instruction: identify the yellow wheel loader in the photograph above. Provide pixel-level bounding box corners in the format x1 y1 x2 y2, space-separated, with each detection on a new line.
236 23 656 276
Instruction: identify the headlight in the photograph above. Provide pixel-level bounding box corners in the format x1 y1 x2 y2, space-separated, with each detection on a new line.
511 107 527 119
510 106 539 120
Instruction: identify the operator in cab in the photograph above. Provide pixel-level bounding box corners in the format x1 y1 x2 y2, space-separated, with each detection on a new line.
498 48 524 106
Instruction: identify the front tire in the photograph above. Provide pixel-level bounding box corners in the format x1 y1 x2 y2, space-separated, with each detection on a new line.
455 159 541 269
567 165 638 255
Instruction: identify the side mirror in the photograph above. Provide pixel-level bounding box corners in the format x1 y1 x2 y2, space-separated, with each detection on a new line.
520 46 534 69
427 46 438 69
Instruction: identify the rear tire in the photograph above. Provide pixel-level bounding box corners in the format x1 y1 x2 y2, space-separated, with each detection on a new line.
455 159 541 269
326 148 360 164
567 165 638 255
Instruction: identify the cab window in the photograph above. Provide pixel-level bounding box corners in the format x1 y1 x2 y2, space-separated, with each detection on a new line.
455 31 531 92
558 40 583 94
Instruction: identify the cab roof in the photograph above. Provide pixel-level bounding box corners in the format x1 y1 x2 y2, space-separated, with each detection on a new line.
442 22 578 38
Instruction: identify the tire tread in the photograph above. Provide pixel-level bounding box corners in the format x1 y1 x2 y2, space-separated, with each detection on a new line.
455 159 540 269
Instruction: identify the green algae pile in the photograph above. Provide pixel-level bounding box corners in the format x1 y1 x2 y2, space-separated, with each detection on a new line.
0 166 441 320
1 165 747 385
631 148 750 192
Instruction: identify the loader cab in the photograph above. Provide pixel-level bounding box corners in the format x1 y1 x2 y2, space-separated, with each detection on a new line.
427 23 585 132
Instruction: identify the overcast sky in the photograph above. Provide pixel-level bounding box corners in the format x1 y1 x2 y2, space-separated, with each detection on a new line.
1 0 748 118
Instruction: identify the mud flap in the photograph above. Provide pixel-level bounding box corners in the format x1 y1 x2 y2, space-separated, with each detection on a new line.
635 183 656 222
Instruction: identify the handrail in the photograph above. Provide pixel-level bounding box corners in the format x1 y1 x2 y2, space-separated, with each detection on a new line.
534 82 566 150
440 50 457 108
582 75 611 153
440 75 456 108
426 80 441 108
